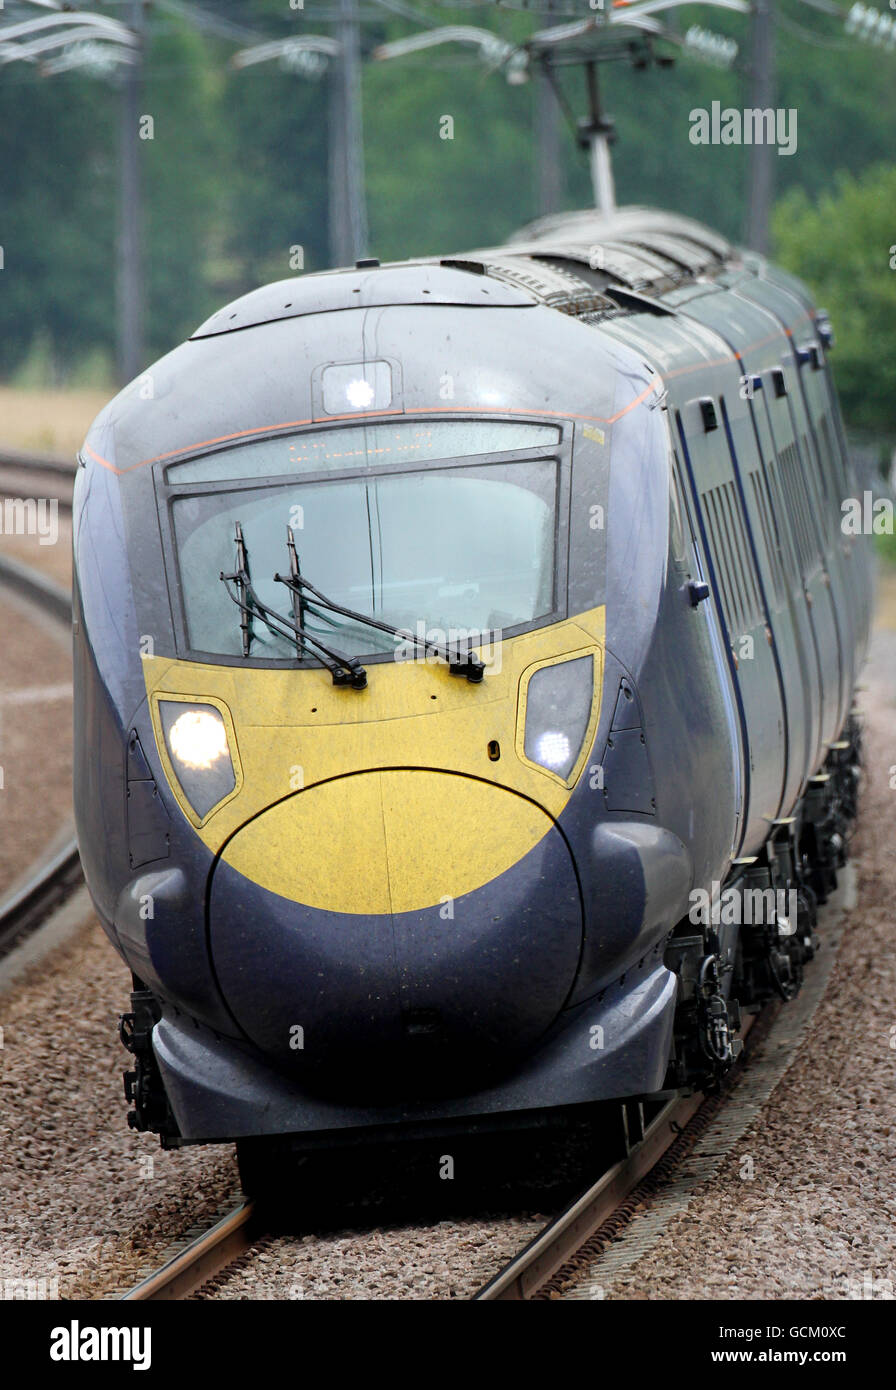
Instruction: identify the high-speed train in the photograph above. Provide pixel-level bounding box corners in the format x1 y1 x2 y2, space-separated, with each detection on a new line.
73 206 872 1181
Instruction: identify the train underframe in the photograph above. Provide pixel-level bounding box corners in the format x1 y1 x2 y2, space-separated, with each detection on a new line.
664 712 862 1093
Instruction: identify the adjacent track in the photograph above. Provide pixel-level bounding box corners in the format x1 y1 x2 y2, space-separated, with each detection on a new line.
0 448 77 511
0 536 82 959
0 834 83 959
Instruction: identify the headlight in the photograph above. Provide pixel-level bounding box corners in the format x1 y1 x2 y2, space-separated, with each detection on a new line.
168 709 229 769
158 700 236 820
521 655 595 783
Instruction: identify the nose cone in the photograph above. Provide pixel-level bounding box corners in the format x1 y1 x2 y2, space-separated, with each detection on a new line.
208 770 583 1090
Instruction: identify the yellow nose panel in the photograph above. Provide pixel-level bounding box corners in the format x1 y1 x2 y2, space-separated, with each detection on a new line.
224 769 555 915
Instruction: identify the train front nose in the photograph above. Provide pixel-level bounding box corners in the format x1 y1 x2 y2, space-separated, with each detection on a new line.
208 769 582 1086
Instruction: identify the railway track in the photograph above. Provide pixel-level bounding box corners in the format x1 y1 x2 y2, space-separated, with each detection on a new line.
119 1020 762 1303
0 833 84 959
122 1202 261 1302
0 501 83 959
477 1014 760 1300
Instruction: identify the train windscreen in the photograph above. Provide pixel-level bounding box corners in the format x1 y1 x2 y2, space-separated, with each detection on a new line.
166 422 561 662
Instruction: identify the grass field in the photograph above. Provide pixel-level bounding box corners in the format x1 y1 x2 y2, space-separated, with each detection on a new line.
0 386 112 459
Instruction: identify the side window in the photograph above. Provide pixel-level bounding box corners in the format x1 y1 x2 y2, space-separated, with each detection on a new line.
777 439 821 580
765 454 801 591
749 468 786 609
700 480 764 638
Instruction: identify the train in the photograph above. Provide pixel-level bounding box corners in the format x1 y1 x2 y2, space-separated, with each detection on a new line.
73 205 872 1186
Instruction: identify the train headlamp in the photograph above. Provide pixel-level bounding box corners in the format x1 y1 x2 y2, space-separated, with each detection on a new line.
520 654 595 784
168 709 228 770
322 360 392 414
158 701 236 821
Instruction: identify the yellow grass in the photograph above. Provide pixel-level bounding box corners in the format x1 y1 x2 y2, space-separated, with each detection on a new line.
0 386 113 460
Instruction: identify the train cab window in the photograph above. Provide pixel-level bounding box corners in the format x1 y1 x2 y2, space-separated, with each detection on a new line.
166 421 561 484
168 452 560 662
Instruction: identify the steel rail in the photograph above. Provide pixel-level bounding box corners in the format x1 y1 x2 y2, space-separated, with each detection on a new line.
0 834 83 957
121 1201 260 1301
0 549 72 624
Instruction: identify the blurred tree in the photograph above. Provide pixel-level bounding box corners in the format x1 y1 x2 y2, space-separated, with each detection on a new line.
0 68 117 380
142 16 226 359
772 164 896 435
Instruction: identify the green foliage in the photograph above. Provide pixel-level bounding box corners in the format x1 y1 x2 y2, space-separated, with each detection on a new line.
142 17 227 357
772 165 896 436
0 67 117 379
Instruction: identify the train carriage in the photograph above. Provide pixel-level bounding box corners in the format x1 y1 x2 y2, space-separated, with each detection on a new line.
73 206 871 1176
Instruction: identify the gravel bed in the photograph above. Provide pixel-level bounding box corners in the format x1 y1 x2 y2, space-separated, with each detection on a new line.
0 586 74 897
560 567 896 1301
0 916 240 1301
195 1218 548 1301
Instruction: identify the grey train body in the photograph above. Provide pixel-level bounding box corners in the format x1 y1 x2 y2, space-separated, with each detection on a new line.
73 206 872 1155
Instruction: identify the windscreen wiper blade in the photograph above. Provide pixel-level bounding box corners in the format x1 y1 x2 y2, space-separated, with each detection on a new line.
220 521 253 657
220 523 367 688
275 529 486 684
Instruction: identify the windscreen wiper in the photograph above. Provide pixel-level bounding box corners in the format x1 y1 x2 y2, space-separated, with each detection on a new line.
220 523 367 688
274 527 486 683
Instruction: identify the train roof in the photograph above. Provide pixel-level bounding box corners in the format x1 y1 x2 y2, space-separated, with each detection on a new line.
191 205 741 341
86 206 817 479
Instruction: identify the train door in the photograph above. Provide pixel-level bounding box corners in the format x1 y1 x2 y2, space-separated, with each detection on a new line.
733 280 863 731
672 289 820 816
757 363 844 753
745 386 824 791
673 384 787 858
